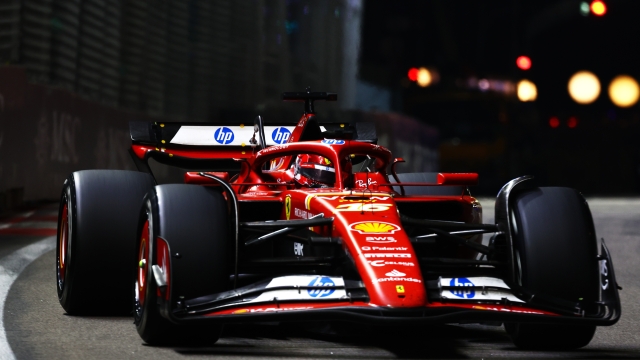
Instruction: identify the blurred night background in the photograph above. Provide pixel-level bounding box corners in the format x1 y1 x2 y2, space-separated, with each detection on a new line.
1 0 640 207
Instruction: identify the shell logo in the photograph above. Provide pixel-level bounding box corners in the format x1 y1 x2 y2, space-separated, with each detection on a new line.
349 221 400 234
232 309 249 314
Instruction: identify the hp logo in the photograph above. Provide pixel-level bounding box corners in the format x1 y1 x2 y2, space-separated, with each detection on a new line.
307 276 335 298
271 127 291 144
450 277 475 299
214 127 234 145
321 139 345 145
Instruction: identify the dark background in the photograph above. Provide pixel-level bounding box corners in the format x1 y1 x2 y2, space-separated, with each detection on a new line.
360 0 640 195
1 0 638 201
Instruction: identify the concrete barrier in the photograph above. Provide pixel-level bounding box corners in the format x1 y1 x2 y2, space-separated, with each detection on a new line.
0 66 150 204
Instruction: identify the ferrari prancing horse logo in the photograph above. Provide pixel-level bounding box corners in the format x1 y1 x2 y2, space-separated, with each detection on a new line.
285 196 291 220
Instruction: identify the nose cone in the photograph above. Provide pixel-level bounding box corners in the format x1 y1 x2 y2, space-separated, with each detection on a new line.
307 192 428 308
355 236 427 307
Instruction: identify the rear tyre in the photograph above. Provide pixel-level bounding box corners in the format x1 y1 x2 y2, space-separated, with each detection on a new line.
505 187 598 350
57 170 155 315
134 184 229 346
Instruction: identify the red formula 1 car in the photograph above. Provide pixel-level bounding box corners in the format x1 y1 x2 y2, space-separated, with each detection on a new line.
56 91 620 349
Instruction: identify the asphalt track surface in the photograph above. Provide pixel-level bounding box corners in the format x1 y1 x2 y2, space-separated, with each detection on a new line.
1 198 639 359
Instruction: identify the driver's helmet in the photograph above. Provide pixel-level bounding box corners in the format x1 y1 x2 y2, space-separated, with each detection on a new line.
293 154 335 188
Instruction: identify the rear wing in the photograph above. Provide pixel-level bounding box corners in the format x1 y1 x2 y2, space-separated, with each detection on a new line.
130 121 296 147
130 121 376 147
128 90 377 173
129 119 377 173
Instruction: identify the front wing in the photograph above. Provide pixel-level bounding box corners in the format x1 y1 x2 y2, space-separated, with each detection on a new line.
155 240 620 327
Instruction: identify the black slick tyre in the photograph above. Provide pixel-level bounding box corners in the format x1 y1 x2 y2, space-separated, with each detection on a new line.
134 184 229 346
505 187 598 350
57 170 155 315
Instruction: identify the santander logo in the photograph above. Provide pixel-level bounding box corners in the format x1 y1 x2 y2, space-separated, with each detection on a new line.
384 269 406 277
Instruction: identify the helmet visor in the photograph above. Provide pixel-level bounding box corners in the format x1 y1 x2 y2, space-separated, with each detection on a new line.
299 163 335 185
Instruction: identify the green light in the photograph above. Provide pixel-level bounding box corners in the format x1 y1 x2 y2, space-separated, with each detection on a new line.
580 2 590 16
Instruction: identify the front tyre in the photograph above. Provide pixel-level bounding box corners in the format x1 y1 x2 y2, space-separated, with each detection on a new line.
134 185 229 346
505 187 599 350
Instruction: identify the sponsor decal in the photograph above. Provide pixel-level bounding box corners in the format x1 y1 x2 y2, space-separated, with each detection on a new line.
364 253 411 258
471 306 544 315
294 208 315 219
350 222 400 234
385 269 406 277
294 242 304 256
307 277 336 298
232 306 313 314
396 285 405 294
368 260 415 267
361 246 407 251
259 145 287 154
450 277 475 299
336 203 392 212
377 277 421 283
365 236 397 243
439 277 523 303
214 127 235 144
249 276 345 303
245 191 270 196
355 178 378 188
285 196 291 220
321 139 345 145
600 259 609 290
272 127 291 144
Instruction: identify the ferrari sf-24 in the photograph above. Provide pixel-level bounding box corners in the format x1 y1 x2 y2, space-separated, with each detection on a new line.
55 91 620 349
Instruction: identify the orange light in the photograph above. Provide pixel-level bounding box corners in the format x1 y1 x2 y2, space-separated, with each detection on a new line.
408 68 418 82
549 117 560 128
416 67 432 87
608 75 640 108
516 56 531 70
567 117 579 128
590 1 606 16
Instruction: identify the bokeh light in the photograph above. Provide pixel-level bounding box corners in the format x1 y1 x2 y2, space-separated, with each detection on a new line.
516 56 531 70
549 116 560 128
580 1 590 16
590 0 606 16
568 71 600 104
417 67 432 87
608 75 639 108
407 68 418 82
567 116 579 128
517 79 537 102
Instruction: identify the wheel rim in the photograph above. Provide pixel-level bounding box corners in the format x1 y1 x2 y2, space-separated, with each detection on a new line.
135 219 150 313
57 201 69 291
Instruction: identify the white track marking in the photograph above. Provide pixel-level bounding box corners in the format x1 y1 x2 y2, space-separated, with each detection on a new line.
0 237 55 360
